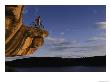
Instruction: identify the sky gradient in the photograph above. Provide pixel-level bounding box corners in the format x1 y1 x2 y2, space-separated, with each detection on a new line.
8 5 105 59
22 5 106 58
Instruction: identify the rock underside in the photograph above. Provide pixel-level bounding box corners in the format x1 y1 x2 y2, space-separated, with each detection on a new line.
5 5 48 57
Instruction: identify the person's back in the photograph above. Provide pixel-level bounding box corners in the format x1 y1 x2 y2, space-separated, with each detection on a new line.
35 16 41 26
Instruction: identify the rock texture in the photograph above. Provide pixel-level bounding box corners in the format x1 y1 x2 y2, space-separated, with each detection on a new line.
5 5 48 57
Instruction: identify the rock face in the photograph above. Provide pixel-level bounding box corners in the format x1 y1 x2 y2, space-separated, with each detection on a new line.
5 5 48 57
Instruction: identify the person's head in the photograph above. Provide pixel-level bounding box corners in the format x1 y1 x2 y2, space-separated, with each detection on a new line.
38 16 40 18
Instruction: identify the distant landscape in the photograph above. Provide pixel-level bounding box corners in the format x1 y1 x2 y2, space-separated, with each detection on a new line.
5 5 106 72
5 56 106 72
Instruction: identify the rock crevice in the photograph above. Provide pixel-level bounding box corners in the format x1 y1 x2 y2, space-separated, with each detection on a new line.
5 5 48 57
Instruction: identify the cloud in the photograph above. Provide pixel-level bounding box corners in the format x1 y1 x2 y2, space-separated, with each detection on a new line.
45 37 65 43
52 41 73 46
46 37 102 51
60 32 64 35
87 36 105 42
50 45 101 51
45 36 78 47
45 36 105 58
96 21 106 29
45 36 78 50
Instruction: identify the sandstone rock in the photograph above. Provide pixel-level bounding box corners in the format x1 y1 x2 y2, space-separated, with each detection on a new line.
5 5 48 57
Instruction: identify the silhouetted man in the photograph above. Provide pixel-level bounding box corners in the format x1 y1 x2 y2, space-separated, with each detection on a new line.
35 16 41 26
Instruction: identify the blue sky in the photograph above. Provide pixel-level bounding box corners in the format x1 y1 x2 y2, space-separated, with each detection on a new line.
23 5 106 58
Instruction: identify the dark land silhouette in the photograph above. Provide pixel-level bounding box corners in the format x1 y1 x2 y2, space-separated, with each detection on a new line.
5 56 106 72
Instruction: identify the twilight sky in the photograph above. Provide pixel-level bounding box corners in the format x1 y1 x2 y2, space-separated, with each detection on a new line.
22 5 106 58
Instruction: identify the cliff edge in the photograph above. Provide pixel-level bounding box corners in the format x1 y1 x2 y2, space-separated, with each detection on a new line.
5 5 48 57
